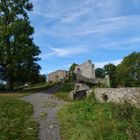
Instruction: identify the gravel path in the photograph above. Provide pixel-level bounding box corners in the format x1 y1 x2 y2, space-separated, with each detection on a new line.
21 86 65 140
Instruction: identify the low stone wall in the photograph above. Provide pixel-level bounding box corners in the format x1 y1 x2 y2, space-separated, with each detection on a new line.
94 88 140 108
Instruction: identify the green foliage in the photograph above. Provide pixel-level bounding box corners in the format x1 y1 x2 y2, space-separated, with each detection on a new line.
0 95 38 140
0 0 41 90
69 63 78 72
112 102 135 121
94 83 108 88
58 95 140 140
55 82 75 101
116 52 140 87
68 63 78 81
58 82 75 92
95 52 140 87
95 68 105 78
104 63 116 87
55 92 71 101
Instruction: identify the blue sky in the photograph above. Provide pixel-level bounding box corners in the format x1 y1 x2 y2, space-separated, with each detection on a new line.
29 0 140 74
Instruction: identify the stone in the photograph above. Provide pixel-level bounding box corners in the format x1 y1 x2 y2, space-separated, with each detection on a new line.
47 70 67 83
94 88 140 108
74 60 95 79
69 83 92 100
74 60 110 87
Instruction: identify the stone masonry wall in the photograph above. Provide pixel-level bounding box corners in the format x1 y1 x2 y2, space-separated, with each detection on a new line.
74 60 95 79
48 70 67 83
94 88 140 108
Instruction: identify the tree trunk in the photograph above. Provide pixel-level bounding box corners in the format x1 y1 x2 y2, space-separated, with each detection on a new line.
7 70 13 91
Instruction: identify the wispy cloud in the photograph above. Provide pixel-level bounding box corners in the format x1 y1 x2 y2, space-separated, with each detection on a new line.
30 0 124 37
34 14 140 39
30 0 140 40
100 35 140 50
30 0 140 74
40 45 89 58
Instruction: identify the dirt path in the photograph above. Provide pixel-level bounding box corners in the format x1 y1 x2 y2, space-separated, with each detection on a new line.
21 86 65 140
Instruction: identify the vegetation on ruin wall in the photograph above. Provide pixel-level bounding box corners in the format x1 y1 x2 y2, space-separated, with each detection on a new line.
0 94 38 140
58 93 140 140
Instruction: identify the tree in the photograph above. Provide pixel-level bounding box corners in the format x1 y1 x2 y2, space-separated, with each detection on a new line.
68 63 78 81
116 52 140 87
104 63 116 87
95 68 105 78
0 0 41 90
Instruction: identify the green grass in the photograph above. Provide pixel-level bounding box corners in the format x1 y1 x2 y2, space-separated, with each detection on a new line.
54 82 74 101
58 94 140 140
0 94 38 140
55 92 71 101
0 82 55 94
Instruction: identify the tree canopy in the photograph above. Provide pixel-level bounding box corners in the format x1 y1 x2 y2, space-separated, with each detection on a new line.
0 0 41 90
68 63 78 81
95 68 105 78
104 63 116 87
116 52 140 87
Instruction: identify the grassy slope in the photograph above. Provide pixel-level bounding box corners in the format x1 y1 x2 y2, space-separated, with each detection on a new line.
58 94 140 140
0 94 38 140
54 82 74 101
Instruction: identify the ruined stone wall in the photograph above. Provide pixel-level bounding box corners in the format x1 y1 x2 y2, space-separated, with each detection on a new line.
48 70 67 82
74 60 95 79
94 88 140 107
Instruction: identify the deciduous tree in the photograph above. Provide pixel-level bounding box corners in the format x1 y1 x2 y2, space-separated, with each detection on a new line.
95 68 105 78
104 63 116 87
116 52 140 87
0 0 41 90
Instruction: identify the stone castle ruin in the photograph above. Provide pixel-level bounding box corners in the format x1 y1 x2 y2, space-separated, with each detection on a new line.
47 60 109 87
74 60 95 79
47 60 140 107
74 60 110 87
47 70 67 83
69 60 110 100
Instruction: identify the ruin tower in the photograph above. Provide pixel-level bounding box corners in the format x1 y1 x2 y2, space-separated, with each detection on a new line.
74 60 95 79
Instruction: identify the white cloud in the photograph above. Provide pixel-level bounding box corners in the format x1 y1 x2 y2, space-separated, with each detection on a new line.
40 45 89 58
35 14 140 39
30 0 124 36
30 0 140 38
95 59 122 68
100 35 140 49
